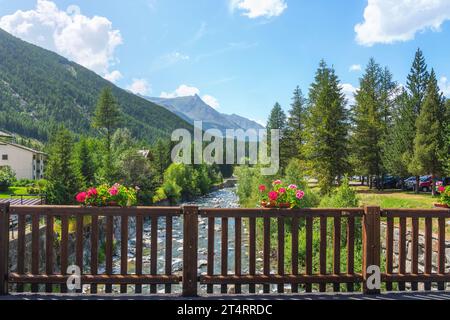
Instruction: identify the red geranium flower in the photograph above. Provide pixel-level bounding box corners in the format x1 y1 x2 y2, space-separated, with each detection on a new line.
259 185 266 192
76 192 87 203
268 191 278 201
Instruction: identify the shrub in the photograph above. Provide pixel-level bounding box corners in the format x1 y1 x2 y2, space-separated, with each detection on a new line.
319 176 360 208
76 183 138 207
0 166 16 192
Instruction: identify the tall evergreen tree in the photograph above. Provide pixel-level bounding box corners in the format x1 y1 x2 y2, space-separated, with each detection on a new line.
151 139 172 184
75 136 96 188
351 58 383 186
444 99 450 175
305 60 350 194
267 102 288 172
409 70 446 195
285 86 307 160
406 49 429 192
92 87 122 181
46 127 81 204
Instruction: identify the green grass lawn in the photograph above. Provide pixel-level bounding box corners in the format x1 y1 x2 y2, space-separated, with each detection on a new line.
355 186 438 209
0 187 33 199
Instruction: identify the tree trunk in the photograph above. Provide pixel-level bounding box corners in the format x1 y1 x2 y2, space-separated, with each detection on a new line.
431 175 436 196
415 176 420 194
369 176 373 189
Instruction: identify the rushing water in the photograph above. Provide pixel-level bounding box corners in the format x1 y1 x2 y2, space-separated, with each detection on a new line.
104 187 250 294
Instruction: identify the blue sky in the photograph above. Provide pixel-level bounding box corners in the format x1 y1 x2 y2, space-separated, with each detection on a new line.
1 0 450 125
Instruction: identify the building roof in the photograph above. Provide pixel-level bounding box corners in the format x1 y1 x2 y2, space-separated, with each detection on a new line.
0 130 12 138
0 142 47 155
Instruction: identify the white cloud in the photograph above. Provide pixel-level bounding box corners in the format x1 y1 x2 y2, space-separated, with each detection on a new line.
355 0 450 46
202 95 220 109
160 84 200 98
229 0 287 19
341 83 358 106
439 76 450 97
104 70 123 83
349 64 362 72
127 79 151 96
0 0 123 76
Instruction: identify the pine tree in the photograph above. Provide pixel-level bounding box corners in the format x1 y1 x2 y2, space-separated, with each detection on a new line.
267 102 288 172
384 89 416 180
305 60 350 194
351 58 394 188
406 49 430 192
152 139 172 184
46 127 81 204
285 86 307 160
92 87 122 180
409 70 446 195
444 99 450 175
75 137 96 188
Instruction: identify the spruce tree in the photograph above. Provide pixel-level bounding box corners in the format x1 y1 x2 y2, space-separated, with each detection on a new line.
92 87 122 181
406 49 429 192
267 102 288 172
409 70 446 195
75 137 96 188
285 86 307 160
46 127 81 204
305 60 350 194
351 58 383 186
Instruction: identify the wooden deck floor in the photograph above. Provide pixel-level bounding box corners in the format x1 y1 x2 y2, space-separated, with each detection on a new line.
1 291 450 300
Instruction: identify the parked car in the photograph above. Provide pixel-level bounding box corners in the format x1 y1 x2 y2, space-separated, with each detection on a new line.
416 175 432 192
403 176 416 190
373 176 400 189
440 177 450 187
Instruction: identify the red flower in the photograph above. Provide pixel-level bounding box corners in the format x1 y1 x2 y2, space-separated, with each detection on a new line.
268 191 278 201
76 192 87 203
438 186 445 193
87 188 98 197
259 185 266 192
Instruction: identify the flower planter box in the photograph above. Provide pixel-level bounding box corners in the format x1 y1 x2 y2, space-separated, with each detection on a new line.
261 201 291 209
434 203 449 209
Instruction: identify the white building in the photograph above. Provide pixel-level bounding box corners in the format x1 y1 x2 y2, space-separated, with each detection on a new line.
0 131 46 180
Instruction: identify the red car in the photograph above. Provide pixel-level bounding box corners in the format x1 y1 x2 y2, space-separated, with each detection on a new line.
416 176 432 192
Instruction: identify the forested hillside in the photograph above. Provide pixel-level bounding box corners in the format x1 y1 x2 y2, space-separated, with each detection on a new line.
0 28 192 143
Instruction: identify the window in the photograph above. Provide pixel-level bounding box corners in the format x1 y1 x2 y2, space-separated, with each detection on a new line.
1 154 7 160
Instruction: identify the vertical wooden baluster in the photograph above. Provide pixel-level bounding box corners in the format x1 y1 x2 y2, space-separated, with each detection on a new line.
150 216 158 294
76 214 83 294
31 214 40 293
165 215 173 294
346 216 355 292
60 216 68 293
333 215 341 292
221 217 229 294
319 216 327 292
90 215 99 294
263 216 270 294
386 216 394 291
305 217 313 293
291 217 299 293
235 217 242 294
105 216 113 293
438 217 446 291
424 217 432 291
277 217 285 293
120 214 128 293
411 217 419 291
135 214 143 294
207 217 215 294
398 217 406 291
249 217 256 294
17 214 25 293
45 214 54 293
120 215 128 294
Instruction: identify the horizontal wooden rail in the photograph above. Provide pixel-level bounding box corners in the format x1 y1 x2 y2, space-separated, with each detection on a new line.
200 275 363 285
9 274 181 284
10 206 183 216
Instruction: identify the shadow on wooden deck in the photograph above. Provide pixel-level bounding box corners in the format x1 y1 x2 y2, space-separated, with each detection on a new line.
1 291 450 301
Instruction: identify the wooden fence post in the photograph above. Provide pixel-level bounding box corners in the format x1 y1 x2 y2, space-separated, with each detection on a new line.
182 205 198 297
362 206 381 294
0 202 10 295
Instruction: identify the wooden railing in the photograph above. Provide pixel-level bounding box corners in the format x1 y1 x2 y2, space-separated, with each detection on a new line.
0 203 449 296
